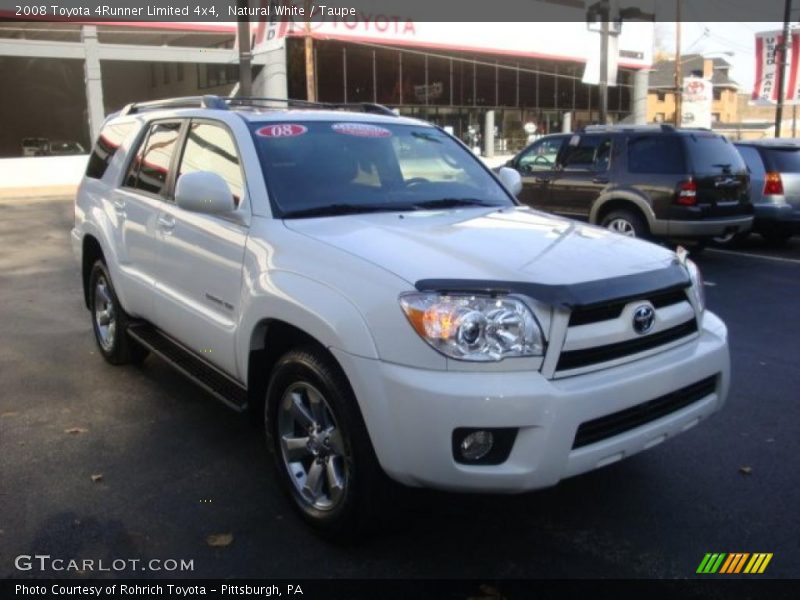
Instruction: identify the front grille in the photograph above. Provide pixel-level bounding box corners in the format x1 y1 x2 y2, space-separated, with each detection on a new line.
557 319 698 372
572 375 718 449
568 288 688 327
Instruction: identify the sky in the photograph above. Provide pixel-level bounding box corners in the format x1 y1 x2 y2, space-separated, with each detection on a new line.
654 22 786 92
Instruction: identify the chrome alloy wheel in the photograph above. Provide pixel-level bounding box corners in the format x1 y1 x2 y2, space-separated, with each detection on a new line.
277 382 348 511
607 218 636 237
93 275 116 352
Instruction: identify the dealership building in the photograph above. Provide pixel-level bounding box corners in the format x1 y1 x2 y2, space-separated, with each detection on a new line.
0 19 653 157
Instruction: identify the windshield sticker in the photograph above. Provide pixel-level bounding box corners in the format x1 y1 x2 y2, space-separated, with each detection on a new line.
332 123 392 138
256 124 308 138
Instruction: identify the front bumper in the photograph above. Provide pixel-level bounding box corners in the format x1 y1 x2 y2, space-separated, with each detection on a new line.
651 215 753 238
333 311 729 493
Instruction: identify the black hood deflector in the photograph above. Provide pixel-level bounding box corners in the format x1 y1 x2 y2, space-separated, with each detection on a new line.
415 262 691 309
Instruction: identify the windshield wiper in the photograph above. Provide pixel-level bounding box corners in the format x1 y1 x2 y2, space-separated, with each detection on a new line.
282 203 413 219
412 198 503 209
411 131 443 144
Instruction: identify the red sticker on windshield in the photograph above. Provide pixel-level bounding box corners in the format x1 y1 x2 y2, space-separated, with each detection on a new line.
256 124 308 138
332 123 392 138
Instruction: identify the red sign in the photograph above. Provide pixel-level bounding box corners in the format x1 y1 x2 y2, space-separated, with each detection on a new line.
256 124 308 138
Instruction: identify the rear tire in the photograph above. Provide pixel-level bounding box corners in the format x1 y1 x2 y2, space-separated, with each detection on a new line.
88 260 149 366
264 346 392 541
760 228 792 247
600 209 648 239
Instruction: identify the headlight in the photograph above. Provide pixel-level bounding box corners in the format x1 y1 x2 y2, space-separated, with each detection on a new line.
399 292 545 361
686 259 705 314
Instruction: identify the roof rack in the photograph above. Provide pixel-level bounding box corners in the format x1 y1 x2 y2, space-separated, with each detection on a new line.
227 97 398 116
120 95 227 116
580 124 676 133
119 95 398 117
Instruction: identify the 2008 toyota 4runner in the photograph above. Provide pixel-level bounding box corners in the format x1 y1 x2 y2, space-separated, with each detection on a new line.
72 96 730 537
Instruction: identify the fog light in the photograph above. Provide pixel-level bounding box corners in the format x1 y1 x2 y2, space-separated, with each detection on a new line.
460 430 494 461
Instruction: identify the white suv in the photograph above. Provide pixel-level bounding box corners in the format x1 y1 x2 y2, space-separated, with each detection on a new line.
72 96 730 537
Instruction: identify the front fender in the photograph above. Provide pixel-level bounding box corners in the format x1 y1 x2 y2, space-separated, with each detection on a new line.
237 270 379 383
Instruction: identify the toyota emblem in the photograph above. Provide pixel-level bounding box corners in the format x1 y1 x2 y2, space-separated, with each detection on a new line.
632 305 656 335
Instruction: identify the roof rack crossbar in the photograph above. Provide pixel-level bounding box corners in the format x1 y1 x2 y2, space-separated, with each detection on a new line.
579 123 679 133
226 97 398 116
119 95 398 118
120 95 228 116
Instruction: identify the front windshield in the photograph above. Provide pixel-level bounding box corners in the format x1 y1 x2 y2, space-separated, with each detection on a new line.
250 121 514 217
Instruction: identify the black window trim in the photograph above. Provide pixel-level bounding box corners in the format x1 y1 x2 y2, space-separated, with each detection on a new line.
120 118 187 203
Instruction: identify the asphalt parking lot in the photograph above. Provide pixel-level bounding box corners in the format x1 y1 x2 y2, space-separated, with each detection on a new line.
1 196 798 580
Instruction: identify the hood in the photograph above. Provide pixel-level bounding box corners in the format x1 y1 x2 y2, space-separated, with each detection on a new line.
284 206 678 287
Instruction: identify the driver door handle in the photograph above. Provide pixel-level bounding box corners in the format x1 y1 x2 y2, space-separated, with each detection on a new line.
534 177 550 184
592 176 609 184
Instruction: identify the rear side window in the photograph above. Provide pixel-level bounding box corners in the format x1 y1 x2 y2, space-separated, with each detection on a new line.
178 121 244 206
762 147 800 173
123 121 182 197
684 133 746 174
561 135 612 171
627 135 685 174
735 145 765 175
85 122 136 179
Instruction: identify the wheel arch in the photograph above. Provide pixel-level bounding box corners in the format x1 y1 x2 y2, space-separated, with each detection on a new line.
246 319 336 416
591 194 655 231
81 234 106 309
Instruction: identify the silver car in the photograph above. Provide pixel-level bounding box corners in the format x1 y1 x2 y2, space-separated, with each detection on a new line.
734 139 800 245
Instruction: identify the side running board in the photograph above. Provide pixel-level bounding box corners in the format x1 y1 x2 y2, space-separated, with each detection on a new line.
127 323 248 412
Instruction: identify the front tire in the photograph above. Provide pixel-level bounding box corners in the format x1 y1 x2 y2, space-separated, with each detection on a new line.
88 260 148 366
265 347 390 539
601 209 648 239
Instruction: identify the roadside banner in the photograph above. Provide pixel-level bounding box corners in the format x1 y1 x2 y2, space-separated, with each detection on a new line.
752 29 800 104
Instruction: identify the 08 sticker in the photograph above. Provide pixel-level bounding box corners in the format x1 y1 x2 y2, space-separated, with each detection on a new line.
256 124 308 138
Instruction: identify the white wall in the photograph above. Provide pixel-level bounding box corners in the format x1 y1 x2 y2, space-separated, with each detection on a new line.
0 155 88 192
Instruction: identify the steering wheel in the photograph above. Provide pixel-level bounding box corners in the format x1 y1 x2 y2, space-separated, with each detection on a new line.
532 155 553 167
405 177 431 188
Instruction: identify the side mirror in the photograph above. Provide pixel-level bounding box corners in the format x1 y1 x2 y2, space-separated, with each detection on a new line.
175 171 235 215
497 166 522 197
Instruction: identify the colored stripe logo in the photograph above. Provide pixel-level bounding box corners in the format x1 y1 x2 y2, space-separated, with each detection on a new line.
696 553 773 574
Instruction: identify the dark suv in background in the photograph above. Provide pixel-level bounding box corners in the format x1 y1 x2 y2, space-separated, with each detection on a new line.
733 139 800 245
503 125 753 243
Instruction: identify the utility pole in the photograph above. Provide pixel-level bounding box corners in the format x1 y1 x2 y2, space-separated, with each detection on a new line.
600 17 610 124
305 1 317 101
236 0 252 97
674 0 682 126
775 0 792 137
